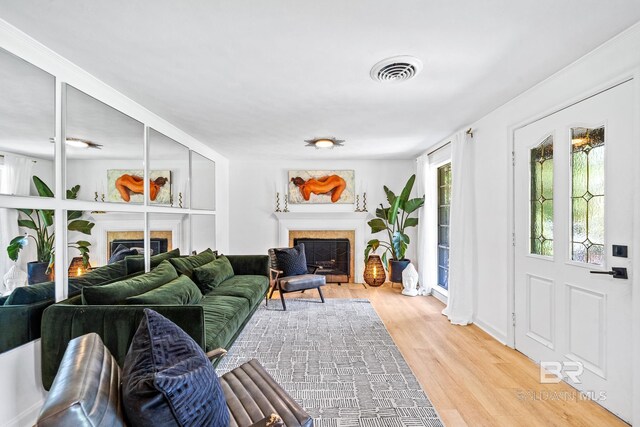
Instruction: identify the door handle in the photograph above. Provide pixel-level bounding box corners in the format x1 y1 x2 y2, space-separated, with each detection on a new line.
589 267 628 279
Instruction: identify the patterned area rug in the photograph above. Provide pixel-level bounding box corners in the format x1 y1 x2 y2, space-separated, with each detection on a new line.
216 298 444 427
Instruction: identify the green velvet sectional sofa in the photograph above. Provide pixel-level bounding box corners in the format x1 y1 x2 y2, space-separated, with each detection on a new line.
40 251 269 390
0 257 145 354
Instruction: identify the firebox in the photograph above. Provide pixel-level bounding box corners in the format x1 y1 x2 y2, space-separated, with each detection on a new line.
293 237 350 284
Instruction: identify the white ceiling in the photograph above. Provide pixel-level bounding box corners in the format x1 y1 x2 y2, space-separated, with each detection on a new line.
1 1 640 160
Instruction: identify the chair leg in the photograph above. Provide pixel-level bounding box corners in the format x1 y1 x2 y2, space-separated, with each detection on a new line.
268 281 277 300
279 289 287 311
317 287 325 303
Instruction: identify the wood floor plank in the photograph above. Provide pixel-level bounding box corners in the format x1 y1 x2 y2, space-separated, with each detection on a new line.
271 283 628 426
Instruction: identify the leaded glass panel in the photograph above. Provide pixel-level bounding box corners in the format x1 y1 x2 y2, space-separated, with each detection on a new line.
437 163 451 289
571 126 605 264
530 135 554 256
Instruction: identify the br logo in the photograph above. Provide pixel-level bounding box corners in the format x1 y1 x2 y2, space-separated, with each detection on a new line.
540 361 584 384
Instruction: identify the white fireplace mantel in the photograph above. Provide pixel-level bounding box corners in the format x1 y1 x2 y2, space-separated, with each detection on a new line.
273 211 372 283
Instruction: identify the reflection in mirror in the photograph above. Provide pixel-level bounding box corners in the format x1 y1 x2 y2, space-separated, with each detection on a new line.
70 211 145 273
190 151 215 210
148 129 189 208
148 213 190 258
0 206 56 354
191 214 215 254
65 85 144 204
0 47 55 197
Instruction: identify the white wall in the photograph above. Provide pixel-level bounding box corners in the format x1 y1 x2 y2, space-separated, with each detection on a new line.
422 24 640 348
228 159 418 279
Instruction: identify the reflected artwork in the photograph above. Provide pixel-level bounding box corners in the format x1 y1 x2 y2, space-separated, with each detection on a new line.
107 169 171 204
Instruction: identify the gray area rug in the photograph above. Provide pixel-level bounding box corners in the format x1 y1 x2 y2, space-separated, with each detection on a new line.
216 298 444 427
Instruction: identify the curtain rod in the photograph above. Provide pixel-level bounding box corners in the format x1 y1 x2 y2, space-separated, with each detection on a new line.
0 154 38 163
424 127 474 157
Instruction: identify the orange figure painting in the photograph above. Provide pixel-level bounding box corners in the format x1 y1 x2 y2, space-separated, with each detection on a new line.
288 170 354 204
115 174 168 202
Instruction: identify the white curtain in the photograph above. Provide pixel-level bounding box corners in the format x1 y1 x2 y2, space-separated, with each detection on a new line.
0 155 34 275
442 131 476 325
415 153 431 295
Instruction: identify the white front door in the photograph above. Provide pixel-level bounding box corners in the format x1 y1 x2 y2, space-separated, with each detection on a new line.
514 81 634 422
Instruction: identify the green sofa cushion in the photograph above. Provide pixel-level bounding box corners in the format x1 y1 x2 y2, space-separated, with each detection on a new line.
71 260 128 287
200 295 250 351
126 275 202 305
205 275 268 307
4 260 129 306
124 248 182 274
193 256 235 293
169 249 216 281
82 260 178 305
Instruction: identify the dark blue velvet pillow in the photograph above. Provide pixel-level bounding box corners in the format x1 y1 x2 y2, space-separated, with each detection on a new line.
122 309 230 427
108 244 137 264
274 243 308 277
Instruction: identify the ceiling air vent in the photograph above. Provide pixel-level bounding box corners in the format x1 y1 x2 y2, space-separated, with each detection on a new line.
370 55 422 83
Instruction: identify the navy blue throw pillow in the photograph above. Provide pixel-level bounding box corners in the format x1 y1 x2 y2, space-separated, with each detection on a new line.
109 244 137 264
274 243 308 277
122 309 230 427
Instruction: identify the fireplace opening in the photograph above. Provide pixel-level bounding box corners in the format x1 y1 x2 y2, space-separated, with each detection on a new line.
109 238 169 258
294 237 350 284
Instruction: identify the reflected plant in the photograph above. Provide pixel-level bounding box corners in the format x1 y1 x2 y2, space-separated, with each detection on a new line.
7 176 95 273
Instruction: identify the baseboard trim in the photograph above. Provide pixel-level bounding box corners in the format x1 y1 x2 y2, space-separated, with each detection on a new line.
5 398 43 427
473 317 508 345
430 287 448 305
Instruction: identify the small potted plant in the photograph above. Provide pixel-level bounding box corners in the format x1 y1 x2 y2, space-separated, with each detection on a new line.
364 174 424 283
7 176 95 284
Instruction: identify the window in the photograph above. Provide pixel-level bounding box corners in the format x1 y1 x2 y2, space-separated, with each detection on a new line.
437 163 451 289
571 126 605 264
530 135 554 256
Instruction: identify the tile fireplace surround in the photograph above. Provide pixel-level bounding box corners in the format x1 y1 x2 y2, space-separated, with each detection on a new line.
273 212 370 284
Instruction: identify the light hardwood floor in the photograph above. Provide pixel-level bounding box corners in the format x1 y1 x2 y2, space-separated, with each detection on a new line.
272 283 628 427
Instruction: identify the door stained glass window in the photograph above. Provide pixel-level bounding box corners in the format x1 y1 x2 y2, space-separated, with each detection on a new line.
571 126 605 264
437 163 451 289
530 135 554 256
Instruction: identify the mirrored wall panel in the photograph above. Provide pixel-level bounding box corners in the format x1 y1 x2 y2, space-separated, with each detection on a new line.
148 213 190 258
65 85 144 204
148 129 189 208
0 48 55 197
190 151 215 210
191 214 215 253
0 206 56 353
68 211 146 275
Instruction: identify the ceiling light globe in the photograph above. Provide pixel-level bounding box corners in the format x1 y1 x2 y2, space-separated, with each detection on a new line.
65 139 89 148
315 139 334 148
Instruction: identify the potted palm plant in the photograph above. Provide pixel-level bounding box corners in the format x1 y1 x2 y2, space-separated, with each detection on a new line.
7 176 95 284
364 174 425 283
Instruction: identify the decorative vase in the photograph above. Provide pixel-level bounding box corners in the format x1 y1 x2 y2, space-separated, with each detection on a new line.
389 259 411 283
27 261 53 285
363 255 386 287
3 265 27 293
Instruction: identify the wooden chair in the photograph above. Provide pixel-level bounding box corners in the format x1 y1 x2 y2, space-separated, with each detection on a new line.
267 248 326 310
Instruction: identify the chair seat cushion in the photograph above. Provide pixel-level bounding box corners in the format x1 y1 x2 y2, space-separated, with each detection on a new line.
279 274 325 292
221 359 313 427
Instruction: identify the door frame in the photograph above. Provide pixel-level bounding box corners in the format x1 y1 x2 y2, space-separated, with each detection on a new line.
506 70 640 424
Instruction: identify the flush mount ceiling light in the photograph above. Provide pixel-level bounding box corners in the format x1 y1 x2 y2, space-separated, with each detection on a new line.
50 137 103 149
304 137 345 149
370 55 423 83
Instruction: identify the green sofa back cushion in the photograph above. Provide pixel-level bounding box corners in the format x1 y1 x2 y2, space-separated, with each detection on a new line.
125 275 203 305
168 249 216 278
4 260 129 306
125 248 182 274
82 260 178 305
193 256 235 293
